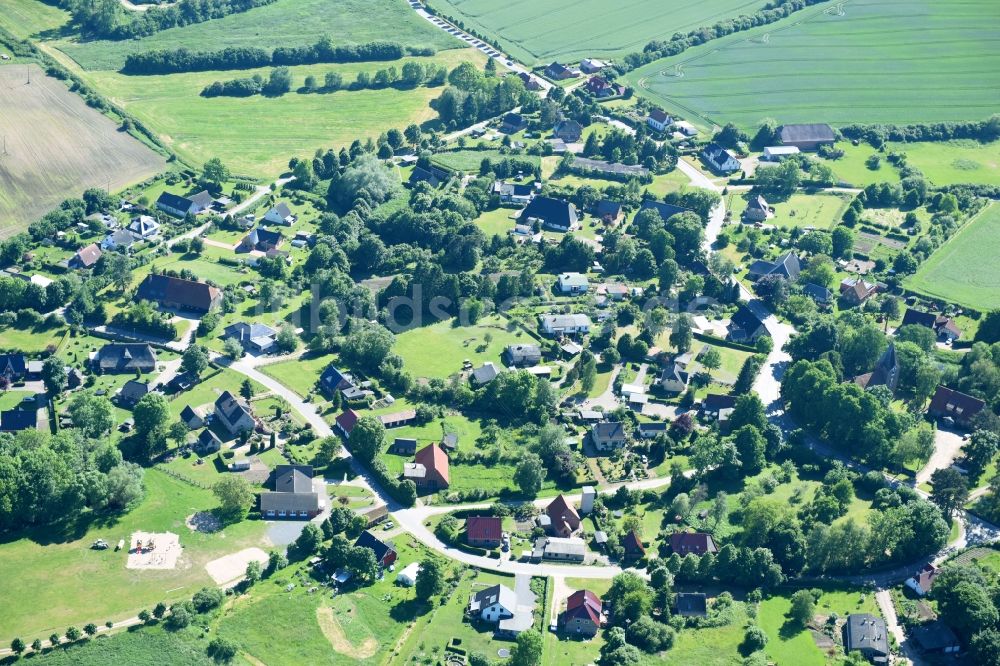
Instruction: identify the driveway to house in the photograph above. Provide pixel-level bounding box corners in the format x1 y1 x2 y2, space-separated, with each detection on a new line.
916 428 966 485
578 363 623 412
875 589 918 666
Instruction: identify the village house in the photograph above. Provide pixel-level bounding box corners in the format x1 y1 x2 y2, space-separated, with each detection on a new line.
904 563 938 597
584 75 625 98
116 379 151 407
622 530 646 561
637 422 668 439
128 215 160 241
101 228 138 251
670 531 718 556
911 621 961 655
647 109 671 133
853 343 900 394
544 494 581 537
180 405 205 429
544 62 578 80
534 536 586 562
195 428 221 454
579 58 606 73
517 72 542 90
505 343 542 367
404 443 450 490
840 277 878 305
136 274 222 314
93 343 157 374
727 305 768 343
493 181 537 205
802 283 834 305
779 123 836 151
557 272 589 294
675 593 708 618
747 252 801 282
743 195 771 222
409 165 449 188
658 354 692 393
701 143 740 174
469 583 535 636
638 199 687 222
156 192 201 218
355 530 397 567
520 196 579 231
0 406 39 433
466 516 503 548
223 322 278 353
541 313 592 337
320 365 372 402
553 119 584 142
928 385 985 429
590 421 626 452
334 409 359 437
263 202 296 226
471 362 500 386
260 464 321 519
560 590 603 637
68 243 102 270
900 308 962 341
239 227 283 253
213 390 256 435
593 199 624 225
0 353 27 383
842 614 888 664
379 409 417 429
501 112 528 134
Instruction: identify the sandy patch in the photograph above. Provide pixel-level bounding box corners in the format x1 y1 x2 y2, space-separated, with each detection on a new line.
126 532 182 570
205 547 269 585
316 605 378 659
186 511 222 533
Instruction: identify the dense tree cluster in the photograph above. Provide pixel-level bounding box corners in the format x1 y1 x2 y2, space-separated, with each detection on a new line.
841 115 1000 147
0 429 144 531
431 62 528 128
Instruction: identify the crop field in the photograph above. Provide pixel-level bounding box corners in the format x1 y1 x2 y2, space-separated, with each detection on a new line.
626 0 1000 129
430 0 764 65
906 203 1000 311
49 0 461 72
70 49 479 177
0 65 166 236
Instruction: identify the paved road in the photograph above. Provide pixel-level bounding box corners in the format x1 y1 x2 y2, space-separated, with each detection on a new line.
876 589 918 666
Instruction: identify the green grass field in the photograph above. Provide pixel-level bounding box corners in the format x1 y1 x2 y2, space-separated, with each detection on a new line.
430 0 763 65
626 0 1000 128
890 139 1000 186
0 0 69 39
49 0 460 72
906 203 1000 310
0 469 267 639
394 315 532 379
28 625 213 665
474 207 517 237
767 193 851 231
260 353 338 398
70 50 479 177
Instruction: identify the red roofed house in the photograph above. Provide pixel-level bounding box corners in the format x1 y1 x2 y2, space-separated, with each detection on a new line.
622 530 646 561
928 385 986 429
560 590 603 637
670 531 718 556
545 494 581 538
466 516 503 548
404 443 450 490
69 243 102 269
335 409 359 437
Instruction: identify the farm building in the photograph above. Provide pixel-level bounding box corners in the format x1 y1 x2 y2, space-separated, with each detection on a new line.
779 123 836 151
763 146 800 161
136 274 222 314
93 343 157 374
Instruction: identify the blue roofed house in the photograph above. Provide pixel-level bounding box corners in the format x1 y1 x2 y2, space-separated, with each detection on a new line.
319 364 373 402
701 143 740 174
223 322 278 353
727 305 769 343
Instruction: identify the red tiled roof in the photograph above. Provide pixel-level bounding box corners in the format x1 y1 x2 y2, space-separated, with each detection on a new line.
670 531 717 555
564 589 602 624
336 409 359 434
414 443 449 485
466 516 502 542
623 530 646 555
546 494 580 530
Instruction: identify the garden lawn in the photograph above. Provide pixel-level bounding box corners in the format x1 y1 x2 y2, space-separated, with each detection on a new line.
0 469 267 639
260 353 338 398
430 0 762 65
64 50 482 178
0 323 67 354
905 203 1000 310
475 207 517 237
394 315 532 379
50 0 461 72
655 601 748 665
168 368 267 421
766 193 851 231
817 142 901 188
625 0 1000 128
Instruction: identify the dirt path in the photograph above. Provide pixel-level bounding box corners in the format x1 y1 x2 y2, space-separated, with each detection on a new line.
316 604 378 659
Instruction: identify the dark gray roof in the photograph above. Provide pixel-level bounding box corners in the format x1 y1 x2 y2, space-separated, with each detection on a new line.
0 353 26 379
96 343 157 373
0 408 37 432
730 305 766 337
521 196 578 229
214 390 253 424
136 274 220 312
156 191 194 214
118 380 150 403
355 530 395 561
911 621 959 652
900 308 938 329
803 283 833 302
780 123 835 144
197 428 221 448
675 593 707 617
594 199 623 219
273 464 314 494
260 490 319 513
843 614 888 659
189 190 214 208
638 199 688 222
592 421 625 442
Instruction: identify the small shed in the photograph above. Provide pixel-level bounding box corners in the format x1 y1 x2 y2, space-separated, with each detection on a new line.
396 562 421 587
